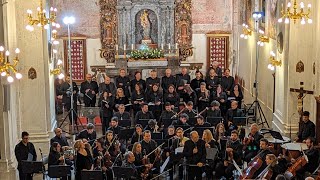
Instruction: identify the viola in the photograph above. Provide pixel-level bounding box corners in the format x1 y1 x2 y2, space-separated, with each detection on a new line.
241 151 265 179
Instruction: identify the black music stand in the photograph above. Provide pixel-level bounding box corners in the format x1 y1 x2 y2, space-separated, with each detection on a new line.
137 119 151 127
206 117 223 127
152 132 163 139
81 170 103 180
270 130 285 141
188 117 197 126
194 127 215 137
118 119 131 128
21 161 43 174
48 165 71 178
112 166 135 179
233 117 247 126
119 128 135 140
206 148 218 160
163 118 176 128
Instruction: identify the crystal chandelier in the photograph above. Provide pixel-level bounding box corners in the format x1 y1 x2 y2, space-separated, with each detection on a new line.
0 46 23 83
26 0 60 31
278 0 312 24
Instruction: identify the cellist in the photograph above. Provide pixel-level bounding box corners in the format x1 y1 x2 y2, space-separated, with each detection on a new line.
258 154 282 180
291 137 319 180
243 123 264 163
250 138 273 179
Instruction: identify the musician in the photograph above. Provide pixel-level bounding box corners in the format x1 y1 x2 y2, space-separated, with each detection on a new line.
295 111 316 142
205 68 219 93
162 68 177 93
195 115 211 128
206 100 222 118
229 84 243 109
196 82 210 112
252 138 273 178
183 101 197 119
171 113 190 126
92 138 106 163
15 131 37 180
132 142 144 166
146 83 163 121
113 104 131 120
146 70 161 93
131 83 145 116
92 138 111 180
98 76 116 98
115 68 130 97
163 84 180 108
183 131 206 180
211 61 223 79
214 123 227 159
59 74 79 124
140 130 160 173
131 124 144 144
134 103 154 125
165 125 176 139
172 127 190 149
225 101 244 135
260 154 282 180
211 84 228 116
202 129 218 179
107 117 123 135
50 128 69 147
105 130 120 161
292 137 319 180
48 142 72 180
190 70 205 91
159 102 176 127
221 69 234 95
144 119 158 132
180 85 197 106
99 91 114 134
114 88 130 112
80 74 99 107
243 123 264 163
74 140 94 180
76 123 97 145
121 151 153 180
176 67 191 94
130 71 146 93
215 130 243 179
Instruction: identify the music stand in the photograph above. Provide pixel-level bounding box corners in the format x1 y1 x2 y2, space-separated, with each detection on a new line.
206 148 218 160
21 161 43 174
81 170 103 180
188 117 197 126
112 166 135 179
137 119 150 127
270 130 285 141
152 132 163 139
48 165 71 178
119 128 135 140
118 119 131 128
206 117 223 127
233 117 247 126
163 118 176 128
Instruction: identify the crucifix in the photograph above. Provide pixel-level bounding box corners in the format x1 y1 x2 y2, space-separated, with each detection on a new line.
290 82 314 133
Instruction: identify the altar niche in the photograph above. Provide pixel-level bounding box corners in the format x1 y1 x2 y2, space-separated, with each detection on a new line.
135 9 157 44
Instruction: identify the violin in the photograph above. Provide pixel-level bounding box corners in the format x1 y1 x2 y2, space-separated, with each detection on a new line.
141 143 165 179
241 150 265 179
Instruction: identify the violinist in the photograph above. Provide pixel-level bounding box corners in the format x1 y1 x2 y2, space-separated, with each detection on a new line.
74 140 93 180
183 131 206 180
92 138 111 180
140 130 160 174
196 82 210 112
159 102 176 126
182 101 197 119
292 137 319 180
243 123 264 163
131 124 144 144
132 142 144 166
202 129 218 179
121 151 153 180
214 123 227 158
215 130 243 179
171 113 190 126
113 104 131 120
251 138 273 179
104 130 120 161
144 119 158 132
195 115 211 128
206 100 222 118
48 142 72 180
76 123 97 146
99 91 114 134
107 117 123 135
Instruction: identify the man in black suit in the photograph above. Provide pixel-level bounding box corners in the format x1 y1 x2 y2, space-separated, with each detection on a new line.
98 76 116 99
115 69 131 97
80 74 99 107
15 131 37 180
295 111 316 142
75 123 97 146
225 101 244 135
113 104 131 120
161 68 176 93
176 67 191 94
50 128 69 147
107 117 123 135
134 103 154 125
183 131 206 180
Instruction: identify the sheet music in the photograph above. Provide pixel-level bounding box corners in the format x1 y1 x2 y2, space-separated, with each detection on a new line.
27 153 33 161
175 147 184 154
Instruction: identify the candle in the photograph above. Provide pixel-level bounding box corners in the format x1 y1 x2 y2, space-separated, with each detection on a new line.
161 44 164 50
131 44 134 50
124 44 126 51
175 43 178 49
115 45 118 51
168 43 171 50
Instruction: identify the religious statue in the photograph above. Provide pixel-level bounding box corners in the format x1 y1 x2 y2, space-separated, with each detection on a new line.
140 10 151 40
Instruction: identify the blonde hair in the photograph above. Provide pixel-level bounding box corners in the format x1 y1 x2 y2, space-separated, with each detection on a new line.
203 129 214 143
116 88 125 98
132 142 141 153
266 154 277 167
74 140 82 150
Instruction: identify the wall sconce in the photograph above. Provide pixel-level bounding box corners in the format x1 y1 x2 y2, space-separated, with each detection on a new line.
257 30 269 46
0 46 23 83
240 24 252 39
50 59 64 79
268 51 282 71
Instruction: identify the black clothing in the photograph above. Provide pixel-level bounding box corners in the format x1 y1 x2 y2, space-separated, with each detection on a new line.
114 96 130 111
159 110 176 126
133 152 144 167
205 76 220 92
75 129 97 146
252 149 273 179
183 139 206 180
107 125 123 135
121 160 144 180
98 82 117 97
161 75 176 93
211 91 228 115
244 132 264 162
130 79 146 93
48 151 63 165
15 141 37 180
190 78 205 91
80 80 99 107
98 96 114 134
75 148 93 180
176 73 191 94
135 111 154 125
163 92 180 107
195 122 212 128
295 147 319 180
131 133 143 144
141 139 158 162
180 91 197 106
183 109 197 119
113 111 131 120
115 75 131 97
146 91 163 121
298 120 316 141
196 90 210 112
221 76 234 92
131 91 145 115
145 77 161 92
229 90 244 108
50 136 69 147
59 82 79 123
206 108 222 118
171 119 189 126
225 108 244 130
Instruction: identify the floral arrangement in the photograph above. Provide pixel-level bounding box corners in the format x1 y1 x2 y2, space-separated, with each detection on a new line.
130 49 164 60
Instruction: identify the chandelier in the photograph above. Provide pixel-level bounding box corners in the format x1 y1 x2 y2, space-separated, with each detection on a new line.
0 46 23 83
257 30 269 47
268 51 282 71
278 0 312 24
26 0 60 31
240 24 252 39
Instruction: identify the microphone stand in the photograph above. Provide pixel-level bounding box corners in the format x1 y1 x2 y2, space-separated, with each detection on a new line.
39 148 46 180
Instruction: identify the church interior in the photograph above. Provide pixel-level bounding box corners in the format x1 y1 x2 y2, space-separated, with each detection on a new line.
1 0 320 179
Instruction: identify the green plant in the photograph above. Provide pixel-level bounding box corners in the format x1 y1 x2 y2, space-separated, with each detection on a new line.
130 49 164 60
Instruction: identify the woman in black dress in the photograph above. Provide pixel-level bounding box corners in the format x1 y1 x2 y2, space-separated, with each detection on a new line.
163 84 180 108
99 91 114 135
229 84 243 109
131 83 145 116
74 140 93 180
48 142 71 180
114 88 130 112
211 84 227 116
196 82 210 112
202 129 218 180
146 83 163 121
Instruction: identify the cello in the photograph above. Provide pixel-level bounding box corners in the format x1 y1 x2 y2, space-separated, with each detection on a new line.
284 150 308 179
241 149 265 179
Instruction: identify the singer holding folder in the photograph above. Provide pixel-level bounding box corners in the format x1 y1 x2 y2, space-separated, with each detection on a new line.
15 131 37 180
80 74 99 107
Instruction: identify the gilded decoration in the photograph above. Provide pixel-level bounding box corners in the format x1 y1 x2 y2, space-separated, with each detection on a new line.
296 60 304 73
99 0 117 63
175 0 193 61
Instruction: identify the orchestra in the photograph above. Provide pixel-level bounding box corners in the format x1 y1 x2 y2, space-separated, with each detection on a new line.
19 68 320 180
